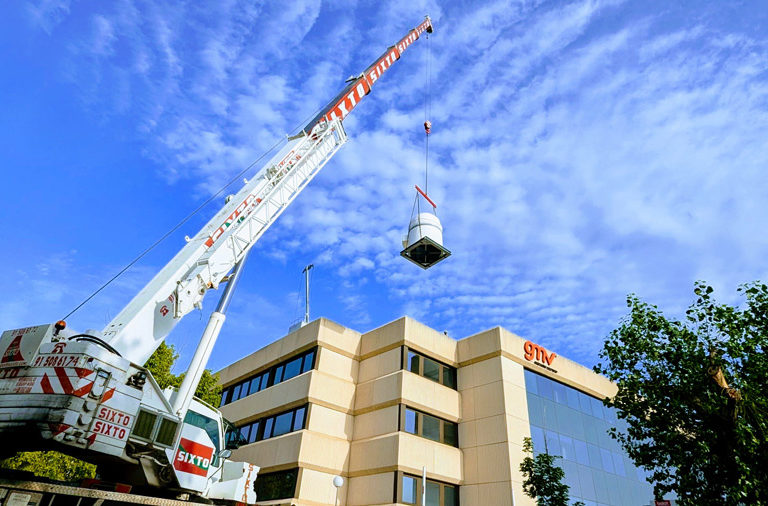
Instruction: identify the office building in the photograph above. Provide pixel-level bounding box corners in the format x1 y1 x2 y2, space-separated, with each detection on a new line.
217 317 657 505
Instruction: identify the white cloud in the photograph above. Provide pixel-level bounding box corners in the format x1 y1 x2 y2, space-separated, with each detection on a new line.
26 0 71 33
14 0 768 369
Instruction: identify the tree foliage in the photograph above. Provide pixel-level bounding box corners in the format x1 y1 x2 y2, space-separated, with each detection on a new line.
594 281 768 504
1 342 222 481
146 342 223 407
0 451 96 482
519 437 584 506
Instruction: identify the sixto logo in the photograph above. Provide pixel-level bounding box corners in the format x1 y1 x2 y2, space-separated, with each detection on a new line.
523 340 556 366
174 438 214 477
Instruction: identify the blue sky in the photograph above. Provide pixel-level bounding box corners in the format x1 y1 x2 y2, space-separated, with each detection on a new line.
1 0 766 373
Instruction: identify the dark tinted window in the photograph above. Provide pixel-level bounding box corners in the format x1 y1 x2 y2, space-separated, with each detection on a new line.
426 481 440 506
408 352 420 373
234 404 308 446
404 408 417 434
423 357 440 382
293 407 306 431
272 365 284 386
220 348 318 406
283 357 303 381
301 351 315 373
443 484 458 506
263 418 274 440
238 381 251 400
184 411 220 451
444 421 458 447
402 347 457 390
401 406 458 448
239 425 251 443
254 468 298 501
249 375 263 394
400 473 458 506
272 411 293 438
248 421 260 443
402 475 417 504
442 366 457 389
422 413 441 442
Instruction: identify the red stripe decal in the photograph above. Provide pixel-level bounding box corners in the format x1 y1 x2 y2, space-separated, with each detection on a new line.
86 433 97 447
54 367 73 394
49 423 69 436
40 374 54 394
101 387 115 403
73 382 93 398
74 368 93 379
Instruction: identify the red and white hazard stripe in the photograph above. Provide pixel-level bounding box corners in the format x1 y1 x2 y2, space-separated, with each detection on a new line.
34 367 95 397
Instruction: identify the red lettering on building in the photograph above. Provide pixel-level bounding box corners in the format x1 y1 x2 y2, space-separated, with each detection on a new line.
523 340 556 366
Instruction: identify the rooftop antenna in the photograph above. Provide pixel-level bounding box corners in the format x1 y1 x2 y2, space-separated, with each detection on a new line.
303 263 314 324
290 264 314 333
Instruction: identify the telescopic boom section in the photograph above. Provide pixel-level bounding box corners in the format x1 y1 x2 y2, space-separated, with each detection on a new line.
304 16 433 133
101 17 433 366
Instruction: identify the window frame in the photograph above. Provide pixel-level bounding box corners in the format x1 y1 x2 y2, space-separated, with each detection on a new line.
395 471 459 506
253 468 299 502
234 403 309 445
220 347 318 406
399 405 459 448
401 346 457 390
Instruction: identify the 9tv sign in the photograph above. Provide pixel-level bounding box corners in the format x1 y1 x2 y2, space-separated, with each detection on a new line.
523 340 556 366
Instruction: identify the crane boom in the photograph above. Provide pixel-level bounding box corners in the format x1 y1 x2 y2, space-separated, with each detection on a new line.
304 17 433 133
0 16 434 501
102 122 346 365
101 16 434 366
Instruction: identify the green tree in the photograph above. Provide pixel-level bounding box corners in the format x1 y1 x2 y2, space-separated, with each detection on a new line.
519 437 584 506
0 451 96 482
144 340 181 390
145 342 223 407
1 342 222 481
595 282 768 505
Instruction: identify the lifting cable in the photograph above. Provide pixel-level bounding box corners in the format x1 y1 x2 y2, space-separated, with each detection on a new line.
61 109 324 322
424 31 432 195
409 31 434 233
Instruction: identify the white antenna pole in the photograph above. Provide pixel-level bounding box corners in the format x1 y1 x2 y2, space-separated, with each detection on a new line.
422 466 426 506
303 264 314 323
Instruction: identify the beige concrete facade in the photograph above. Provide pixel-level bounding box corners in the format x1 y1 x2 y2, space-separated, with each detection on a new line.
218 317 620 506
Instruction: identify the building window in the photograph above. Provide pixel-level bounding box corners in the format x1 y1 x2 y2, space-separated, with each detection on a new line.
226 404 308 447
220 347 317 406
254 468 298 501
402 347 457 389
396 472 458 506
400 406 459 448
523 368 656 503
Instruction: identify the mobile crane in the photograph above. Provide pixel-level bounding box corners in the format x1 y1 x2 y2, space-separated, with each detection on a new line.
0 16 433 505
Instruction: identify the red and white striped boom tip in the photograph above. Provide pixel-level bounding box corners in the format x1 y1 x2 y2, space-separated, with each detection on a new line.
304 16 433 133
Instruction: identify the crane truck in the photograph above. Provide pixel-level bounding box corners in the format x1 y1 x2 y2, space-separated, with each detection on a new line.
0 16 433 505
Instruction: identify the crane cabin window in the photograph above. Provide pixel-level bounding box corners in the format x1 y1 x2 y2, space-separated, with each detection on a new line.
220 347 317 406
184 410 221 465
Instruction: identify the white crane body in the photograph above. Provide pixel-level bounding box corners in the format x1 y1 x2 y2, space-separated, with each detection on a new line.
0 16 433 504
